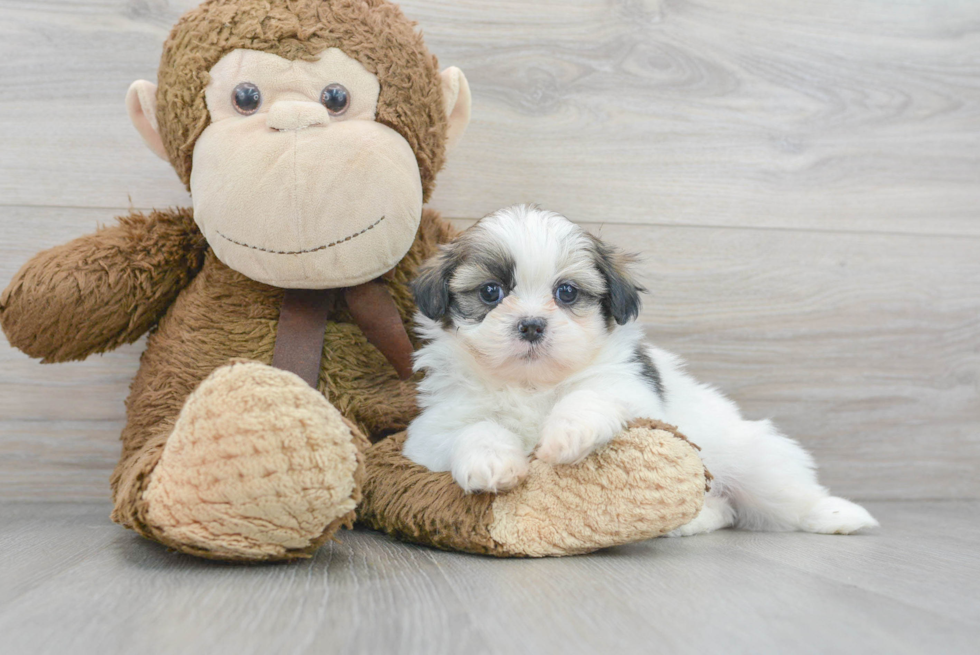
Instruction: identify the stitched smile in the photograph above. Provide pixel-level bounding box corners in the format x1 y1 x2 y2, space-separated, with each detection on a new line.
216 215 386 255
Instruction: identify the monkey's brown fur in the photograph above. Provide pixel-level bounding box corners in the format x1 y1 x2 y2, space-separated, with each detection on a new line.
0 208 207 363
361 421 708 558
158 0 447 199
1 0 456 559
1 206 451 558
1 0 707 561
110 208 449 550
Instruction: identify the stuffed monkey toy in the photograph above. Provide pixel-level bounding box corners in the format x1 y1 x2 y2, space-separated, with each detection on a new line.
0 0 707 561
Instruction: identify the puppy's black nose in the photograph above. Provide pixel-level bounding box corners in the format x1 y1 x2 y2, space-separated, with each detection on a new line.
517 317 547 342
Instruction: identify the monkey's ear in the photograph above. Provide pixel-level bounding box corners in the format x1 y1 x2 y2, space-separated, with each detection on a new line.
126 80 169 162
440 67 471 152
412 246 459 321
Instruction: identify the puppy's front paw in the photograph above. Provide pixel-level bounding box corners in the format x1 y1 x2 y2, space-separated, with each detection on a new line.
536 391 624 465
452 445 529 494
536 416 604 465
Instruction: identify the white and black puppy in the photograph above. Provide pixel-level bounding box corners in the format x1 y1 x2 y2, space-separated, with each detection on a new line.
404 205 878 536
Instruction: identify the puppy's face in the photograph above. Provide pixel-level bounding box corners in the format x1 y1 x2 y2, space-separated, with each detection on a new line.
413 205 642 385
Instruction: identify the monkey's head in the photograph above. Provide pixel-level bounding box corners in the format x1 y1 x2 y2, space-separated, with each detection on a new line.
126 0 470 289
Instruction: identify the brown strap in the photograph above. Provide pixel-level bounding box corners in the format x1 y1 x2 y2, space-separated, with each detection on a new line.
272 282 415 388
272 288 334 388
344 281 415 381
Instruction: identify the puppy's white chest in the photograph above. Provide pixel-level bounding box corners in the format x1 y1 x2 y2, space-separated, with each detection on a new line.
488 387 558 452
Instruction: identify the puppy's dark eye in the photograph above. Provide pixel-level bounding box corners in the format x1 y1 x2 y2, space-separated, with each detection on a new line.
320 83 350 115
555 283 578 305
232 82 261 115
479 282 505 305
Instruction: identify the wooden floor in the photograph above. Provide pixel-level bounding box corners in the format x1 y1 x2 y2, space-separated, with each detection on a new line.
1 2 978 652
1 501 977 655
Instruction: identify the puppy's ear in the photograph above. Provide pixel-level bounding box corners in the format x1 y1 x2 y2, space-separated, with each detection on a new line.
412 245 459 321
591 236 644 325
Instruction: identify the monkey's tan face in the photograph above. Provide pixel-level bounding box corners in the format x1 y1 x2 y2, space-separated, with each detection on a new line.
190 48 424 288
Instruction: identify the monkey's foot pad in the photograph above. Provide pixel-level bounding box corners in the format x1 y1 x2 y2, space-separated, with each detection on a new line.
143 361 361 561
360 419 708 557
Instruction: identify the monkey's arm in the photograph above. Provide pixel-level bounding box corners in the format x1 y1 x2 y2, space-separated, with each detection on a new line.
0 207 207 363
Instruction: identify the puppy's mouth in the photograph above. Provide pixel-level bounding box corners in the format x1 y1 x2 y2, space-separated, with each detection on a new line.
517 341 547 362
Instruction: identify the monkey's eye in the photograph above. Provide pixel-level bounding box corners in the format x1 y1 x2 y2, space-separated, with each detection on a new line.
555 283 579 305
320 83 350 115
478 282 505 305
232 82 262 115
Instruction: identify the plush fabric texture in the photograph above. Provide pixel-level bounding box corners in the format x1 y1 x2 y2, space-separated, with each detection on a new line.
439 66 470 152
487 419 709 557
0 208 207 363
359 420 708 557
1 202 710 561
1 0 710 562
191 47 426 289
360 431 504 555
126 80 169 161
156 0 448 202
105 207 451 558
143 361 364 560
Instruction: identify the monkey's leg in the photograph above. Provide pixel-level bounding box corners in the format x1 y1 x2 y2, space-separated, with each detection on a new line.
111 361 368 561
359 420 708 557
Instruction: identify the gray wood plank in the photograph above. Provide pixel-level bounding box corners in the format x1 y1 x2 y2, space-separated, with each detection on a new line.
425 518 980 655
0 501 977 655
0 420 121 500
0 502 121 606
417 0 980 236
724 501 980 625
2 210 977 501
0 503 492 655
1 1 978 236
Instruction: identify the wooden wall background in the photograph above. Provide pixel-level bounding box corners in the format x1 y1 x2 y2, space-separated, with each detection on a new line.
0 0 977 501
